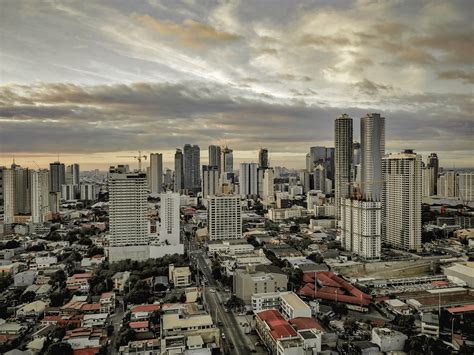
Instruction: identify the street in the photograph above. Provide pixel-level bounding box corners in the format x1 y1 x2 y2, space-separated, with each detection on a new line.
193 248 253 355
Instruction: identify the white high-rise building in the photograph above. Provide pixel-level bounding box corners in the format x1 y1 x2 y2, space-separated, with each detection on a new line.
261 168 274 203
335 114 353 220
458 173 473 202
208 195 242 240
239 163 258 197
341 198 381 259
437 171 458 198
108 172 148 246
31 170 50 224
422 165 434 198
3 169 15 224
202 165 219 197
361 113 385 201
149 153 163 194
61 184 77 200
159 192 180 245
382 150 422 251
80 184 98 201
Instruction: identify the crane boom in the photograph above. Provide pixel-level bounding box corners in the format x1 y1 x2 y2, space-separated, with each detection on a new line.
117 150 148 171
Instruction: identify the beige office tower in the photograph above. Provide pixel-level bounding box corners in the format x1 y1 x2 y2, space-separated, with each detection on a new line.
381 150 422 251
3 169 15 224
30 170 50 224
108 172 148 246
341 198 381 259
458 173 473 202
422 165 434 198
208 195 242 240
335 114 353 220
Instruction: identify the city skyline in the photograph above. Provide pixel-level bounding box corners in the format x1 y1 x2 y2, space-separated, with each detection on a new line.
1 1 473 169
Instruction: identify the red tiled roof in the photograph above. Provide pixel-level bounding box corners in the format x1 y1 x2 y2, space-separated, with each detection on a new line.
289 317 325 331
81 303 101 311
447 304 474 314
100 292 115 299
131 304 161 313
74 347 101 355
256 309 281 322
270 324 297 339
129 321 149 329
72 273 92 279
42 315 61 323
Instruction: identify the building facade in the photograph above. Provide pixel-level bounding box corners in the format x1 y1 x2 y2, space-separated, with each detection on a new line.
360 113 385 201
108 172 148 246
149 153 163 194
335 114 353 220
341 198 382 259
208 195 242 240
159 192 180 245
381 150 422 251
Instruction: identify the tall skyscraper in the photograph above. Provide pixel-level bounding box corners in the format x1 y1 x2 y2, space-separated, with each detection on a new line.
222 146 233 173
183 144 200 193
0 166 4 220
66 164 80 186
313 163 326 193
310 146 326 169
341 198 381 259
422 165 434 198
353 142 361 166
30 170 50 224
239 163 258 197
174 149 184 192
159 192 180 245
258 148 269 168
325 147 335 185
382 150 422 251
335 114 353 220
202 165 219 197
428 153 439 195
149 153 163 194
108 172 148 246
458 173 473 202
208 145 221 172
261 168 275 203
49 161 65 193
14 166 31 215
208 195 242 240
361 113 385 201
3 168 15 223
438 171 458 198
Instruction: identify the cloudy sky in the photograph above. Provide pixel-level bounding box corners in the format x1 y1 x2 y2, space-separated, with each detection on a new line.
0 0 472 170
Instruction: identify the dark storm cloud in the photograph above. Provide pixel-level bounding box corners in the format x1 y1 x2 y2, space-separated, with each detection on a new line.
0 0 473 167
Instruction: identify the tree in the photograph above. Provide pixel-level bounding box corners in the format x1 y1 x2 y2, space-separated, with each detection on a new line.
46 342 73 355
225 295 245 311
49 270 66 286
4 240 20 249
332 302 348 316
0 275 12 291
20 291 36 304
50 290 70 307
117 329 136 347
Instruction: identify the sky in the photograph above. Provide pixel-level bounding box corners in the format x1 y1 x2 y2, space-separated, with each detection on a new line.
0 0 473 170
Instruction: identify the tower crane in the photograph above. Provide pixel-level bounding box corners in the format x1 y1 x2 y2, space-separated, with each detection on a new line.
117 151 148 172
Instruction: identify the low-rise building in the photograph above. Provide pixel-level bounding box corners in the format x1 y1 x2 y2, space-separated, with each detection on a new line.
112 271 130 292
384 299 411 315
16 300 48 319
63 327 105 350
161 312 219 346
255 309 304 355
371 328 408 353
421 312 440 337
100 292 116 313
169 265 192 287
234 268 288 304
130 304 161 321
280 292 311 320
